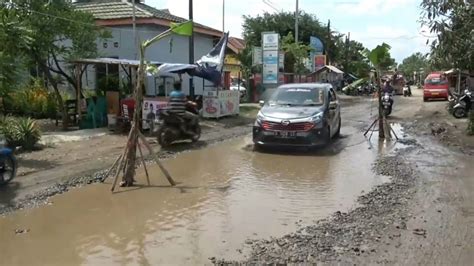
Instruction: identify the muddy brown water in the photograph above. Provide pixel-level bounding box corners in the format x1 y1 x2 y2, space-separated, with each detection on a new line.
0 129 390 265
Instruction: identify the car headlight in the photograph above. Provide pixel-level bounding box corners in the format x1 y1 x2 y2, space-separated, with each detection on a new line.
256 111 265 124
311 112 323 124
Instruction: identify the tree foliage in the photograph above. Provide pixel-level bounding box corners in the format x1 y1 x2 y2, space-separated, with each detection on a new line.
281 32 312 74
335 38 371 77
420 0 474 70
398 52 429 79
0 0 109 127
363 43 396 71
0 4 32 96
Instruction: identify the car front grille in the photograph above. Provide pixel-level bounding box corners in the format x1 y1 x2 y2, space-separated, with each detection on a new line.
261 121 314 131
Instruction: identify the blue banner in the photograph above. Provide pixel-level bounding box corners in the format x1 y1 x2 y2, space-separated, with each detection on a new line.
310 36 324 71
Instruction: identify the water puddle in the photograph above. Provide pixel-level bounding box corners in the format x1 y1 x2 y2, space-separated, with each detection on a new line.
1 129 391 265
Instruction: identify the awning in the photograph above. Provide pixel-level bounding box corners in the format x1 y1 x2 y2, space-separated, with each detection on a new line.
70 57 164 66
311 65 344 75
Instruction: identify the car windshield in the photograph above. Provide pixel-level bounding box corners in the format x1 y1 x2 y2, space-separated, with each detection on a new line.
269 87 324 106
425 77 448 85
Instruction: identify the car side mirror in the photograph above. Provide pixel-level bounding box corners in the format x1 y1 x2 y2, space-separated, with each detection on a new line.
329 102 337 110
259 100 265 107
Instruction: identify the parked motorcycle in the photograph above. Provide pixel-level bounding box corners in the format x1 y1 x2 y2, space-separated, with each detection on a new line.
403 85 412 97
156 102 201 147
0 137 17 186
452 89 472 118
382 92 393 116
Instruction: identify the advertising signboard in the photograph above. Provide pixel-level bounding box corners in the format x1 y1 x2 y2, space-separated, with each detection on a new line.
262 33 279 50
314 55 326 70
310 36 324 71
262 32 279 85
278 51 285 69
252 46 262 66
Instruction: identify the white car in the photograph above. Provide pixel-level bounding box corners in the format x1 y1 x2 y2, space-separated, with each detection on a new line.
230 83 247 99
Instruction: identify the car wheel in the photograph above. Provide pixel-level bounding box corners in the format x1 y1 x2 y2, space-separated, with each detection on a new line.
333 117 341 139
453 108 466 119
423 97 428 102
325 126 331 145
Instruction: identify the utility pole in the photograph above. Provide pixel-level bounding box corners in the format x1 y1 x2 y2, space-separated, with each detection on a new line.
295 0 299 43
345 32 350 72
132 0 137 60
189 0 195 98
222 0 225 33
326 19 330 65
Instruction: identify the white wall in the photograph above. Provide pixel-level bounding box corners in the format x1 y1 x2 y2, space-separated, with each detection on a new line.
92 24 216 96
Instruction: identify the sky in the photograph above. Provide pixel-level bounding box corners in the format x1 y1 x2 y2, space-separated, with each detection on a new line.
146 0 435 63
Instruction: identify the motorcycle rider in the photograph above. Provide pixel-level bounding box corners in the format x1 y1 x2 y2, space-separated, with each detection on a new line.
167 80 198 135
383 81 394 105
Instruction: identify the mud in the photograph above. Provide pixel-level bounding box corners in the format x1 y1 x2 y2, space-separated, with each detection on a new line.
215 140 419 264
0 128 387 265
0 123 251 215
1 89 472 265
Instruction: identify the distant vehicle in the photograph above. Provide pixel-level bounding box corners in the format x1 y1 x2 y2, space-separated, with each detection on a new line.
423 72 449 101
156 102 201 147
253 83 341 148
452 89 472 118
0 136 17 186
382 92 394 116
403 85 412 97
229 82 247 100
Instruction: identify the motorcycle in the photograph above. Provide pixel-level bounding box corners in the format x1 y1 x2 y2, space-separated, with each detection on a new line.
403 85 411 97
0 137 17 186
156 101 202 147
382 92 393 116
452 89 472 119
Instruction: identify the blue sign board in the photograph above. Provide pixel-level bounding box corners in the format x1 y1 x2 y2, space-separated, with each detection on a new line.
310 36 324 71
310 36 324 55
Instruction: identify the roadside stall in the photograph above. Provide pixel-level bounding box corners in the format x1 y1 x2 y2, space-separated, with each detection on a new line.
202 88 240 118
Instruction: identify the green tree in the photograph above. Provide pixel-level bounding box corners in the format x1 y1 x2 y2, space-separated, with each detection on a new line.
281 32 312 74
398 52 429 80
6 0 109 128
420 0 474 70
242 11 341 68
0 4 32 97
335 38 371 78
363 43 393 139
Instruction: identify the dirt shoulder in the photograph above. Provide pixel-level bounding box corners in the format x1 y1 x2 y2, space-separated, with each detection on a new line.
216 88 474 265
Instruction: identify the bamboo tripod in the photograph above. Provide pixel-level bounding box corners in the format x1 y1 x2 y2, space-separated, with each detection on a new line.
104 127 176 192
364 116 399 142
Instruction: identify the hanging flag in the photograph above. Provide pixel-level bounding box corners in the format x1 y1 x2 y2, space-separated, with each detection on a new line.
191 32 229 85
170 21 193 36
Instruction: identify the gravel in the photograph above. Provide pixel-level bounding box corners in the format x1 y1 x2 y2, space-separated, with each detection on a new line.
214 142 419 265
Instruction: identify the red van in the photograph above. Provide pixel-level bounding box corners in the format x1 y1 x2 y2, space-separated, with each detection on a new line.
423 72 449 101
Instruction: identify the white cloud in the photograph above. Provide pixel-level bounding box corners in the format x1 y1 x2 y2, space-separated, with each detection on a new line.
337 0 418 15
350 25 431 62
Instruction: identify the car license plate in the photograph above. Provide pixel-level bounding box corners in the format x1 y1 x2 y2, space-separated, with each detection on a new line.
383 102 391 106
274 131 296 138
432 92 439 96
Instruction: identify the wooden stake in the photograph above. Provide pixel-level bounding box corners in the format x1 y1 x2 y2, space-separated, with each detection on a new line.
111 132 131 192
138 140 150 185
138 132 176 186
103 154 122 182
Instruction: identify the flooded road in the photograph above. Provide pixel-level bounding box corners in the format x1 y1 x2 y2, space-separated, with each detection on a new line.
0 121 389 265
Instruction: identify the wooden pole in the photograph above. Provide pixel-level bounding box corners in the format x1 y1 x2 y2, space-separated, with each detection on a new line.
103 154 122 182
137 140 150 186
139 132 176 186
75 64 82 124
